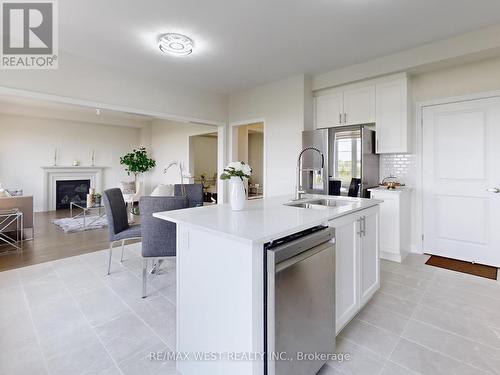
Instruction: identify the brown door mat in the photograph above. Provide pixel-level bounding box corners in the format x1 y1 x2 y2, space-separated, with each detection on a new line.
425 255 498 280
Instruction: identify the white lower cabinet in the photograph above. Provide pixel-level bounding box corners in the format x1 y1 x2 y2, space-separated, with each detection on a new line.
359 209 380 307
369 187 411 263
329 205 380 335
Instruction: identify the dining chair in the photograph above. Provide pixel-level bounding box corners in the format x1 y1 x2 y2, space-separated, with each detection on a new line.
348 178 362 197
103 188 141 275
139 195 188 298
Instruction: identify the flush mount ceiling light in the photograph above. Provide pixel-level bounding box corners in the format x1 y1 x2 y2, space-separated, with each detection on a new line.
158 33 194 56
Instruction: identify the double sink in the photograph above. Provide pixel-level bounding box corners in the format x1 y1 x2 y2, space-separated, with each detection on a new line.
285 197 355 210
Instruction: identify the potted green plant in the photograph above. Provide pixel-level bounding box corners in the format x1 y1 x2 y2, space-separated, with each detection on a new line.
120 147 156 184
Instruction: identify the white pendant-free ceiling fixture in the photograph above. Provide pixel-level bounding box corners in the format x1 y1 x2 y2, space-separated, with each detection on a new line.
158 33 194 56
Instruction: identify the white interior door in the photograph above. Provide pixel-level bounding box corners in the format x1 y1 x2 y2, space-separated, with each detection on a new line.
423 97 500 267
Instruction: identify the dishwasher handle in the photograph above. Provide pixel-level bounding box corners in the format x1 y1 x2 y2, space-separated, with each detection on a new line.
275 241 334 273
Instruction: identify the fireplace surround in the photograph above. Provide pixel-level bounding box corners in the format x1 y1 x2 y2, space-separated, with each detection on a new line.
42 166 105 211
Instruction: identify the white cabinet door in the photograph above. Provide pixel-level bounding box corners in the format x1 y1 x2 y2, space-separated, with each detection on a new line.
343 85 375 126
375 78 409 153
314 93 343 128
359 208 380 307
373 192 398 257
333 214 360 334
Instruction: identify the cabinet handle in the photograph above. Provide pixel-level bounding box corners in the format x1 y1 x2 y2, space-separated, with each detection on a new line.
339 113 342 124
357 218 362 237
344 113 347 124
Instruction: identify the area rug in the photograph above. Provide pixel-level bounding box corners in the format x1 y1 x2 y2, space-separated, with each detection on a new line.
425 255 498 280
53 216 108 233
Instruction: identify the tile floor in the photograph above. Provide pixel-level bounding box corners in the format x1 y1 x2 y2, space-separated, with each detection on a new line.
321 254 500 375
1 246 500 375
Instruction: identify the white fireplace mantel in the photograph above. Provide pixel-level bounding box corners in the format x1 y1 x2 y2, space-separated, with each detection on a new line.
42 166 107 211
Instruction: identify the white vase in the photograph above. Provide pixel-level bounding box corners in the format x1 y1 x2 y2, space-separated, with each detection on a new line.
229 177 246 211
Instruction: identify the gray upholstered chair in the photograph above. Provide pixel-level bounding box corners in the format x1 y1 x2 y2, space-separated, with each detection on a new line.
139 196 188 298
103 188 141 275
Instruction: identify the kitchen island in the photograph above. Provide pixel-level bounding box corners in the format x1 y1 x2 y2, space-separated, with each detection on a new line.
154 194 381 375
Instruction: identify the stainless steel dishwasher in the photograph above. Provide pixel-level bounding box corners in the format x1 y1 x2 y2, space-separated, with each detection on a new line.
265 225 335 375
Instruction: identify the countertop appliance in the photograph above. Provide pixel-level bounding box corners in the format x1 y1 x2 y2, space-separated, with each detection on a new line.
265 225 335 375
302 125 379 198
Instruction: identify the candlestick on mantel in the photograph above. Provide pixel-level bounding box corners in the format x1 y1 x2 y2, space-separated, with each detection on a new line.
91 149 95 166
53 148 57 166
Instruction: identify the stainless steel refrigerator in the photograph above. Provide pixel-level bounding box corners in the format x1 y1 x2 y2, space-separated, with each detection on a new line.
302 125 379 198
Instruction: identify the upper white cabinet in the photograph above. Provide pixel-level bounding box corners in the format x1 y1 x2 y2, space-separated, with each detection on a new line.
343 85 376 126
315 92 343 128
375 77 411 153
314 85 375 129
313 74 411 153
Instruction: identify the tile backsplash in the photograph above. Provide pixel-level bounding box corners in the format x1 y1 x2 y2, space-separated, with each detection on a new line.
380 154 415 186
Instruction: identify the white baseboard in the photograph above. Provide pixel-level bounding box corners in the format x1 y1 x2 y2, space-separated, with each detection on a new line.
380 250 409 263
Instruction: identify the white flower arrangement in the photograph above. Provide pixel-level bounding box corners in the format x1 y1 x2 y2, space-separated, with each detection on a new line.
220 161 252 180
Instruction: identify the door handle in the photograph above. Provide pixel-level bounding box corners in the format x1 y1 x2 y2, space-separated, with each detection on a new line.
487 188 500 193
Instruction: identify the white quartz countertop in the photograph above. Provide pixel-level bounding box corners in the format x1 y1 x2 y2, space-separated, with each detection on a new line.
153 195 381 244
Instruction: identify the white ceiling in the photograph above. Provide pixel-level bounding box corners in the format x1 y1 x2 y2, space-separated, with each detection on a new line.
60 0 500 93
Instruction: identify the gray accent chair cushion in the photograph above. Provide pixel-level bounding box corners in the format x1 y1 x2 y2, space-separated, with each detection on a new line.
140 196 188 258
103 188 140 241
174 184 203 208
113 225 142 241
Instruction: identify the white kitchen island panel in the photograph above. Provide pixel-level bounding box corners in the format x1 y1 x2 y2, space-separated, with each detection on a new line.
176 225 264 375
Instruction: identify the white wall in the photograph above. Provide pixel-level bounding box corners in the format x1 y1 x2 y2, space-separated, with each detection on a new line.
150 119 218 188
192 136 218 179
0 113 143 211
412 56 500 102
248 133 264 186
228 75 308 197
312 24 500 91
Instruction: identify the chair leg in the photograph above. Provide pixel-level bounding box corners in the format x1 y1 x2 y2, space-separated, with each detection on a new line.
107 242 113 275
120 240 125 262
142 258 148 298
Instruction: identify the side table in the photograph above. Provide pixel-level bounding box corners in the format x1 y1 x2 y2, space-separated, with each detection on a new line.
0 208 23 252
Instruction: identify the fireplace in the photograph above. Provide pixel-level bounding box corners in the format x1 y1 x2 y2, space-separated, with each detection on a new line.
56 179 91 209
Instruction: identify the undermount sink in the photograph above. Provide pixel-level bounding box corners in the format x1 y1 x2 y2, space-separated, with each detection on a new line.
287 202 326 209
286 198 354 209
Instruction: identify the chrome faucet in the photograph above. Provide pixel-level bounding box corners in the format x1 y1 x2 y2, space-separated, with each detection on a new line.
295 147 325 200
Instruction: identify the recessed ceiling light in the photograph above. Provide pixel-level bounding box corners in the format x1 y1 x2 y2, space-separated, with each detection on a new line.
158 33 194 56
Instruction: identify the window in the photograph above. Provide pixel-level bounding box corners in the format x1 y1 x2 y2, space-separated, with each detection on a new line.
334 130 361 189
